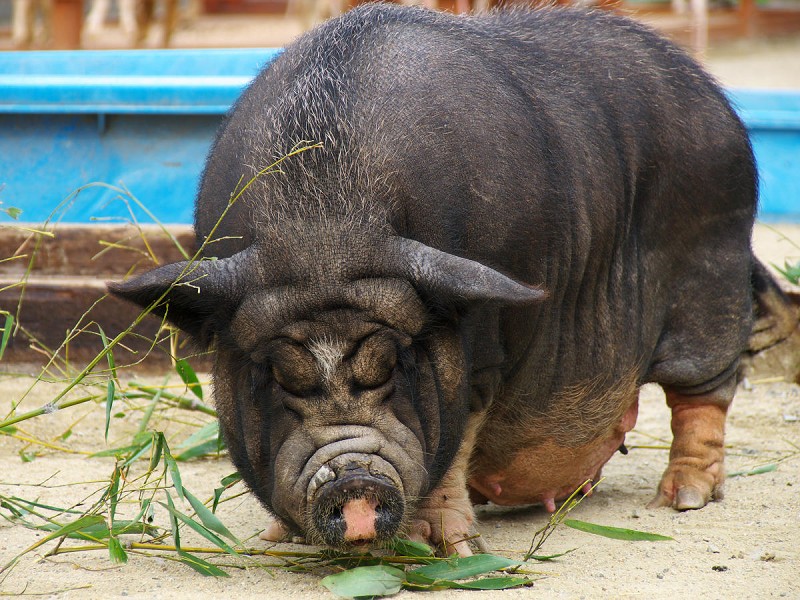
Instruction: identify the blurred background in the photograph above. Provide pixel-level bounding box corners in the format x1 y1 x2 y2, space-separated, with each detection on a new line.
0 0 799 89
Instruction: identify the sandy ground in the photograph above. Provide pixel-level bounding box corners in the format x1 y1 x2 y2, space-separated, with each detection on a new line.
0 225 798 599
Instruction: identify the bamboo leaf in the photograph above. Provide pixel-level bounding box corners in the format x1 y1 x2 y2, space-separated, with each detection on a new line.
525 548 575 561
177 420 219 449
175 359 203 401
108 465 121 522
563 519 674 541
321 565 405 598
405 574 531 591
182 487 241 546
31 520 159 540
161 434 184 500
108 536 128 564
158 500 239 558
104 379 115 442
37 515 106 545
728 463 778 477
177 550 229 577
213 472 242 513
0 312 13 361
410 553 520 581
165 492 181 550
97 325 117 379
389 538 435 562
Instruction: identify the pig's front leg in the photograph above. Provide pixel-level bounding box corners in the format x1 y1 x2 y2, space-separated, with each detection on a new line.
648 382 732 510
409 413 488 557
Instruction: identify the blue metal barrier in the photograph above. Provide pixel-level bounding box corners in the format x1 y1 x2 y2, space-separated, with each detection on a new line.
0 49 797 225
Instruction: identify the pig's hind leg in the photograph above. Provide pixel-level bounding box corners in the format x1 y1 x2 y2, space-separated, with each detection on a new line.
647 376 734 510
646 263 752 510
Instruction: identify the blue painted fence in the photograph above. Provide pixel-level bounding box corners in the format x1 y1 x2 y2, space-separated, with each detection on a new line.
0 49 797 224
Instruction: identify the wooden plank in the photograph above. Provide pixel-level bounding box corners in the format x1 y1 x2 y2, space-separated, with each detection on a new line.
0 225 196 278
0 276 210 369
0 225 206 369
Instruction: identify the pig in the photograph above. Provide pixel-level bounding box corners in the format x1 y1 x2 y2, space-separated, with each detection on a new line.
110 4 768 555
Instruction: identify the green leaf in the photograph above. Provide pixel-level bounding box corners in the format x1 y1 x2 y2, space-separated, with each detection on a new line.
97 325 117 379
5 207 22 220
220 472 242 487
182 487 241 546
213 472 242 513
410 553 520 581
149 431 164 473
30 519 159 541
175 359 203 401
321 565 405 598
176 438 226 461
405 573 531 591
108 536 128 564
177 550 229 577
104 379 115 442
728 463 778 478
0 312 13 361
158 500 239 558
0 425 18 435
38 515 106 545
525 549 575 561
165 492 181 550
563 519 674 541
161 435 184 500
389 538 435 562
108 465 122 522
177 421 219 449
19 450 35 463
774 260 800 285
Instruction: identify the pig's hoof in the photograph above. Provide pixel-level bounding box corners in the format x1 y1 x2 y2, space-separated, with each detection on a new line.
408 499 485 556
647 463 724 510
259 516 294 542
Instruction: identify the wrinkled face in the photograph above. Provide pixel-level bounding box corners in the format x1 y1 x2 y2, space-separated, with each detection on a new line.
214 277 469 547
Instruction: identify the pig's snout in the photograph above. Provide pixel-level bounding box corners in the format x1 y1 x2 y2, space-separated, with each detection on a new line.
311 466 404 547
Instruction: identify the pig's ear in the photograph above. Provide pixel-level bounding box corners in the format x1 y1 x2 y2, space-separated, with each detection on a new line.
395 239 546 305
107 251 252 343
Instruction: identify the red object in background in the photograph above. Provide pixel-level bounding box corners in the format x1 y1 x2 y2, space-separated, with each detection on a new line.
52 0 84 48
204 0 287 13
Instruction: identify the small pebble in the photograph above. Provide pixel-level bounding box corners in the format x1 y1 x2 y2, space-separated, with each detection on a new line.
783 414 798 422
631 510 640 519
741 378 753 391
712 565 728 572
494 522 502 528
708 544 721 554
760 552 776 562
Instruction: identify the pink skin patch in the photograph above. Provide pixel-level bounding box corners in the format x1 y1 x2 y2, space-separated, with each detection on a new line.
342 497 379 542
470 400 639 512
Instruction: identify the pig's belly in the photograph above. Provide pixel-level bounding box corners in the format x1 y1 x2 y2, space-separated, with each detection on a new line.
468 400 638 511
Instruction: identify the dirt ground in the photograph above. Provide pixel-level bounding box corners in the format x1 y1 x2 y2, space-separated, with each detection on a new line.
2 10 800 599
0 224 798 599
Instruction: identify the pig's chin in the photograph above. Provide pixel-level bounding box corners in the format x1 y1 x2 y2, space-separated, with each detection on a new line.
270 423 427 545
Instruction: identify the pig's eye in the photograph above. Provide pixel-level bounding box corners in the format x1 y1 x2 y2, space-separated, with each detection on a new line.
268 342 322 397
352 334 397 389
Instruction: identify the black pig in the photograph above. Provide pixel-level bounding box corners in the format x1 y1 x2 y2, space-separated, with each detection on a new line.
111 5 767 555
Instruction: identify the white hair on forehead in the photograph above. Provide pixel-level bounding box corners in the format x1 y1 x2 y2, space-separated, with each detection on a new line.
307 336 346 384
